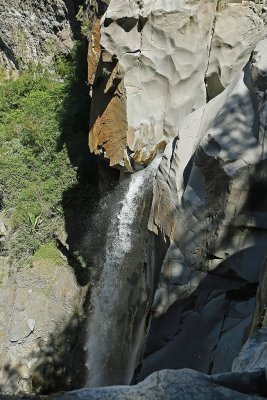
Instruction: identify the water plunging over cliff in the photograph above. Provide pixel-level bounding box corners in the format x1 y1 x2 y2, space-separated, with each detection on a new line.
85 157 161 387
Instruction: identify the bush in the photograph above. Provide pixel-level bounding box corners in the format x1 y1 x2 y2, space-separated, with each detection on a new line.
32 241 63 266
0 43 97 265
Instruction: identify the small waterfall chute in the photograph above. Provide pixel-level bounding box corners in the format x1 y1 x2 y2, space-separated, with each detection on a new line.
85 157 161 387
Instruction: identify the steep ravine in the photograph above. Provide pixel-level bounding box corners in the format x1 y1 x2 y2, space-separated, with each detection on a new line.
1 0 267 398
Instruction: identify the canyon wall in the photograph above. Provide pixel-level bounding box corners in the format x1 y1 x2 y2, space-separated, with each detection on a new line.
0 0 89 394
88 0 266 169
88 0 267 383
0 0 81 70
140 37 267 379
1 0 267 396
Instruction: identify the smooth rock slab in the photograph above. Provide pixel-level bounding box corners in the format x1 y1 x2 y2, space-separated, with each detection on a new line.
49 369 266 399
143 37 267 378
88 0 266 168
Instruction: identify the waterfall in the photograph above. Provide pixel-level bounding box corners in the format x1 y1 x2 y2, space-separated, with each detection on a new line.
85 157 161 387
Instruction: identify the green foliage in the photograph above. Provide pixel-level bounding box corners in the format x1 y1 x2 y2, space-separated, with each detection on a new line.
0 42 97 264
76 5 92 37
32 241 63 266
216 0 228 12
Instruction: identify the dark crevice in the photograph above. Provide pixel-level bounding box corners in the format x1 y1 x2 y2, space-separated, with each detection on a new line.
206 253 223 260
137 16 148 32
62 0 85 40
0 37 19 68
116 17 138 32
226 282 258 302
124 49 141 54
206 268 248 285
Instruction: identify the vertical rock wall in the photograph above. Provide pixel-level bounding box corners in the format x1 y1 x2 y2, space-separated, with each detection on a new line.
139 37 267 379
88 0 267 381
88 0 266 168
86 0 267 386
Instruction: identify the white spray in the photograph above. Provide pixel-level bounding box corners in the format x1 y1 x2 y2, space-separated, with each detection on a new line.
85 157 161 387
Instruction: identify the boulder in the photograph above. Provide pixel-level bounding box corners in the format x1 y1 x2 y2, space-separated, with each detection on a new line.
40 369 267 399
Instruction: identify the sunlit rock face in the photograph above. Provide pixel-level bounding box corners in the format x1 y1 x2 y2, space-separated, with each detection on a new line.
0 260 84 394
0 0 80 70
88 0 266 169
138 38 267 380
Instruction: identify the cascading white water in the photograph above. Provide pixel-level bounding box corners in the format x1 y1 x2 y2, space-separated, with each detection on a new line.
117 172 146 253
85 157 161 387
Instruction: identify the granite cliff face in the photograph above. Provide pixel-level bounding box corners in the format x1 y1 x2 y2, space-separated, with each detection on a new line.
88 0 266 168
87 0 267 387
140 37 267 379
0 0 81 70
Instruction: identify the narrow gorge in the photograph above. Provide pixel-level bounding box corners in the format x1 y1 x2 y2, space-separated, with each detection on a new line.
1 1 267 399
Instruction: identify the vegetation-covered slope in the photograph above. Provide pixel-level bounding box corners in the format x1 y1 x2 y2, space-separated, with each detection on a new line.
0 42 97 265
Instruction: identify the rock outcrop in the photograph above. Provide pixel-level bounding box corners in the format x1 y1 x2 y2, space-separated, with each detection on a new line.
4 368 267 399
0 0 81 70
0 258 86 394
139 37 267 379
88 0 266 168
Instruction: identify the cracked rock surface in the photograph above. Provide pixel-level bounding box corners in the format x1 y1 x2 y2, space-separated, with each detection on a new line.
138 37 267 381
232 327 267 372
88 0 266 168
0 0 80 70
